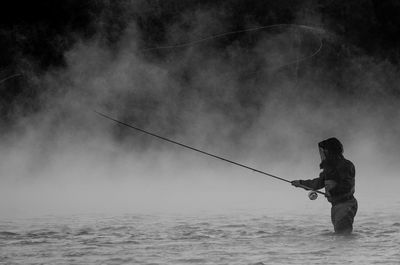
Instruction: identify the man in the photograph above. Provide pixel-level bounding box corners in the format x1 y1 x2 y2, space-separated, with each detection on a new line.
291 137 358 234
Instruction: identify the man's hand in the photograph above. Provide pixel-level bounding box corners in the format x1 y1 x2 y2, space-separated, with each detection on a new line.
291 180 302 187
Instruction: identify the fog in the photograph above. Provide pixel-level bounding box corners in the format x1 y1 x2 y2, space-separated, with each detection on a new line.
1 2 400 218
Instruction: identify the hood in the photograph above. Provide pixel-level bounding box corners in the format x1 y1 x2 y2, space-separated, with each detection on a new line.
318 137 343 155
318 137 344 169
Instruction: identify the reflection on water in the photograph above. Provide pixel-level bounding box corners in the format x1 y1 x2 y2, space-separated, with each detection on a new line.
0 210 399 265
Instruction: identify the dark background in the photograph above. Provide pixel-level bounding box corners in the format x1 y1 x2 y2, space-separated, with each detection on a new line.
1 0 400 124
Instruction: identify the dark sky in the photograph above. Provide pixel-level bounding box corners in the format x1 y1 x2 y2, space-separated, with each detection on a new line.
1 1 400 65
1 1 400 80
1 0 400 147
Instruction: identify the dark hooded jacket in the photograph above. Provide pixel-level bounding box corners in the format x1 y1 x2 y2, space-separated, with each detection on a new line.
300 138 356 205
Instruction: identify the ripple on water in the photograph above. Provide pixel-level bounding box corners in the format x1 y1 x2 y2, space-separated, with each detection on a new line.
219 224 247 228
75 228 95 236
0 231 20 238
174 258 207 263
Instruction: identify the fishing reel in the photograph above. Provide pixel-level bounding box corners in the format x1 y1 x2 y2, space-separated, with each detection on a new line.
308 191 318 200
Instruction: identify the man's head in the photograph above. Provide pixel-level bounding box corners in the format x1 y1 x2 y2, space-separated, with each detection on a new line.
318 137 343 162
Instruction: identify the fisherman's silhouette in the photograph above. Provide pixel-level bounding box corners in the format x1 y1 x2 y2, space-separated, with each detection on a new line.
292 138 357 234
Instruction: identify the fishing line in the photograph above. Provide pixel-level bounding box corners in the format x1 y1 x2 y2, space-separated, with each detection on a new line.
95 111 325 196
0 74 22 84
141 23 324 71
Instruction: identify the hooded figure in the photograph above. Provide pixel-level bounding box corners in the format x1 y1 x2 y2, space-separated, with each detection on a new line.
292 137 358 234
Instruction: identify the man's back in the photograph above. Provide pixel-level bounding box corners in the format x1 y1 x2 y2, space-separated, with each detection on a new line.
326 158 355 205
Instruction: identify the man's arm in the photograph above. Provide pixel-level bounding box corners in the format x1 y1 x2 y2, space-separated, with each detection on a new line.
291 177 325 191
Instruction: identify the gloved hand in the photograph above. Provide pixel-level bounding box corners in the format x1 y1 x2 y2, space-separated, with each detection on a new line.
291 180 302 187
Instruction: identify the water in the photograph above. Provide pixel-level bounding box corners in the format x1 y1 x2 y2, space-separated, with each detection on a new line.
1 211 399 265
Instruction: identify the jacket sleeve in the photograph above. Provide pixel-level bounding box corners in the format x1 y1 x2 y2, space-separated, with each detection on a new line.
300 176 325 191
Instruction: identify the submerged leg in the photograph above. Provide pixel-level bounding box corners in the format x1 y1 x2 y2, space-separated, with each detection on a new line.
331 198 358 234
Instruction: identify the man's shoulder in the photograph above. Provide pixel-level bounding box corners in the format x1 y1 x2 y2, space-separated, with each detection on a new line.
337 158 355 175
342 158 354 168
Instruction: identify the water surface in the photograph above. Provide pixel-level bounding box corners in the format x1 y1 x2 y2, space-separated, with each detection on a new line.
1 210 399 264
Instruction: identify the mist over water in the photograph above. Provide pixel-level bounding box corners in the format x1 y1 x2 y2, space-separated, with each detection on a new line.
1 1 400 219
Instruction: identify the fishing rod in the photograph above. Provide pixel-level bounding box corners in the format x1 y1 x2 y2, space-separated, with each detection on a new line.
95 111 325 198
92 25 326 199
